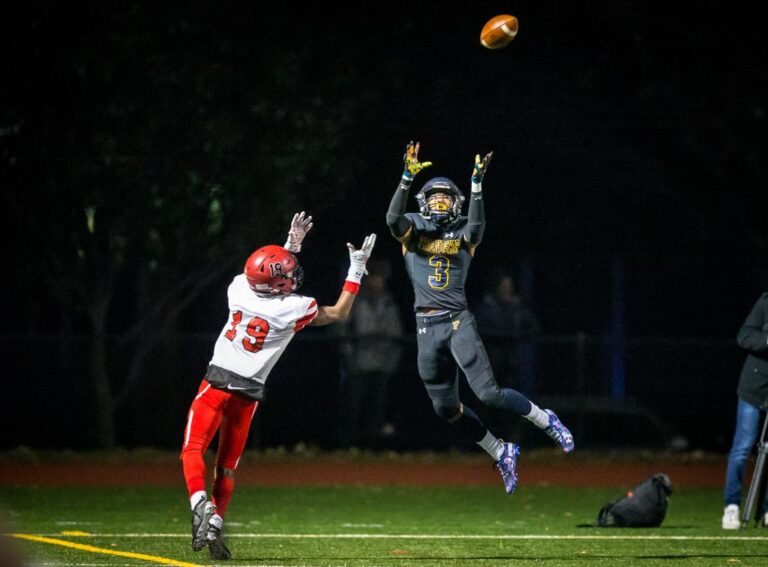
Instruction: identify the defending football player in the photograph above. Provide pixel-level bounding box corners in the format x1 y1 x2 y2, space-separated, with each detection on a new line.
386 142 574 494
181 211 376 559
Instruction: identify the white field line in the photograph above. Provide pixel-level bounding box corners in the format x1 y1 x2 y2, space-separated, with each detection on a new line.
13 532 768 541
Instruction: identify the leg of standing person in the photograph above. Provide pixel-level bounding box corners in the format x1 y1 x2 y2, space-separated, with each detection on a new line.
363 371 389 448
722 398 761 529
451 311 574 452
338 370 367 448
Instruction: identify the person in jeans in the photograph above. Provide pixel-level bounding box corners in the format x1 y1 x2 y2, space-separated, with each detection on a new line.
722 292 768 529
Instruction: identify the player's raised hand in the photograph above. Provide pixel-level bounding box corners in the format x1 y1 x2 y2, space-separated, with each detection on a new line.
284 211 313 253
472 151 494 185
346 234 377 282
403 141 433 179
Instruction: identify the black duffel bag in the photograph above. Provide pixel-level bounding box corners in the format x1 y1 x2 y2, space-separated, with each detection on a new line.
596 473 673 527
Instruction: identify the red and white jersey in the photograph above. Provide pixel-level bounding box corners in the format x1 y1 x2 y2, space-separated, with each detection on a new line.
210 274 318 383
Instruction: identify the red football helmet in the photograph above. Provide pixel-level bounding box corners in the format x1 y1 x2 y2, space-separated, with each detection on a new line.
243 245 304 295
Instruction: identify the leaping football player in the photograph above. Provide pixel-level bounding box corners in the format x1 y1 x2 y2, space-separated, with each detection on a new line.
386 141 574 494
180 211 376 560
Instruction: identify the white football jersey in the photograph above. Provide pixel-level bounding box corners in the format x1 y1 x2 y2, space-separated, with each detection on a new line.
210 274 318 383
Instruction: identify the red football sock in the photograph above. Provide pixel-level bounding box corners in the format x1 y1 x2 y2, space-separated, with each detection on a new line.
181 450 207 498
212 473 235 517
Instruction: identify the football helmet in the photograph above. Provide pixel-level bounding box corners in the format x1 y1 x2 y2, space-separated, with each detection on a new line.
415 177 465 225
243 245 304 295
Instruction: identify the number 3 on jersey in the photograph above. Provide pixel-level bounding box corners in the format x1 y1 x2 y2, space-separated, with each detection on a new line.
428 254 450 289
224 310 270 353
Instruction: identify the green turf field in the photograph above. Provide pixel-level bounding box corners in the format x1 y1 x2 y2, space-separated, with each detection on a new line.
1 485 766 566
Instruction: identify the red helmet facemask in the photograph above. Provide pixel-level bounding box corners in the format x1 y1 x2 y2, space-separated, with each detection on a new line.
243 245 304 295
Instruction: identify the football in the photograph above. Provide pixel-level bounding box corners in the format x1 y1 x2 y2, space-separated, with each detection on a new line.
480 14 519 49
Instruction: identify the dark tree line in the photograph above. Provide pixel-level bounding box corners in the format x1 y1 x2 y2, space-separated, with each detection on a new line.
2 3 766 448
2 4 395 447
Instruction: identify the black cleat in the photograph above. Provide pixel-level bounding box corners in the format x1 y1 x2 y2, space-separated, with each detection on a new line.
207 524 232 560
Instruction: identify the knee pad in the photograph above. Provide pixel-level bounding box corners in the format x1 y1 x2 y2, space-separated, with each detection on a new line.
476 385 504 409
433 401 462 423
180 445 204 459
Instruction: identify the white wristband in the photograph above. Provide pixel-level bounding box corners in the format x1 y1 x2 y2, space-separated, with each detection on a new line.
471 181 482 193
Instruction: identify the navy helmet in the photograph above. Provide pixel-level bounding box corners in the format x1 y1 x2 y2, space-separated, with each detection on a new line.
415 177 465 225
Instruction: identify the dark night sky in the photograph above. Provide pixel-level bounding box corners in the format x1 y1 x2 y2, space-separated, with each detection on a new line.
290 3 768 338
2 2 768 451
3 2 768 337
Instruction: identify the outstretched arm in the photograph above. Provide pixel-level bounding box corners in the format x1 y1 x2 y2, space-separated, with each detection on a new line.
312 234 377 326
466 151 492 250
386 141 432 242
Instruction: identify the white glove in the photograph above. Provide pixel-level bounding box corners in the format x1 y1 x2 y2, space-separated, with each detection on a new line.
346 234 377 283
284 211 313 253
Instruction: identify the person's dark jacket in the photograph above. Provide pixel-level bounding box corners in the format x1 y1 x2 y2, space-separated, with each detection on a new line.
737 292 768 409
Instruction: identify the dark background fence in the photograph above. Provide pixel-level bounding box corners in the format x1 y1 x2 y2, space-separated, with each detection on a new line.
1 332 741 453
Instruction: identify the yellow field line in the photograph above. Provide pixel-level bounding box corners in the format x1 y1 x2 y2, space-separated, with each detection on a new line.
10 534 200 567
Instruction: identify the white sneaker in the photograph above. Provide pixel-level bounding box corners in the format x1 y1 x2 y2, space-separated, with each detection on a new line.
722 504 740 529
763 512 768 527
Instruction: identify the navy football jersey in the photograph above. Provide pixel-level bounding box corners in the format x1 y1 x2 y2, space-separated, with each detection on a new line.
401 212 474 311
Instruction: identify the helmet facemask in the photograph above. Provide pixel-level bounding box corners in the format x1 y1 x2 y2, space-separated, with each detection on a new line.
269 257 304 295
416 177 465 226
290 263 304 292
426 192 454 226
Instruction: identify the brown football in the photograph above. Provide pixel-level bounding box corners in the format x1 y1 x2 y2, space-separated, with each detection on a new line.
480 14 519 50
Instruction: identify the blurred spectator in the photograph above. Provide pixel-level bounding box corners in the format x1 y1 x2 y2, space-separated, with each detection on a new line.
474 271 540 390
338 259 403 449
722 292 768 529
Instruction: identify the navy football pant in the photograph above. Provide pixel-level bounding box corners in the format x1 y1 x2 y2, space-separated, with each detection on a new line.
415 309 532 441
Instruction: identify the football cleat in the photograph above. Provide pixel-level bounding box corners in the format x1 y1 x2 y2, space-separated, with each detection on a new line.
207 524 232 560
191 499 216 552
495 442 520 494
543 409 574 453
